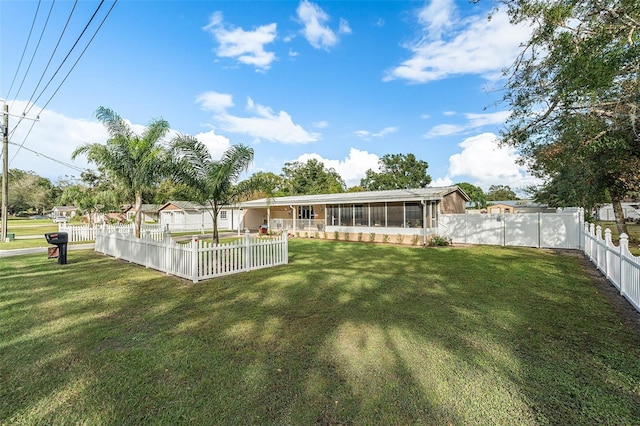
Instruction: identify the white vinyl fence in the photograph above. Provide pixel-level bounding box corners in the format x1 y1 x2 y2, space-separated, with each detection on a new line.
583 224 640 313
438 210 584 249
95 228 288 283
60 223 164 242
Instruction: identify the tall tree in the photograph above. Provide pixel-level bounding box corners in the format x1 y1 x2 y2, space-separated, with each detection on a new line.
170 135 255 244
5 169 54 215
59 171 119 225
280 159 345 195
501 0 640 235
456 182 487 209
486 185 518 201
72 107 172 237
360 153 431 190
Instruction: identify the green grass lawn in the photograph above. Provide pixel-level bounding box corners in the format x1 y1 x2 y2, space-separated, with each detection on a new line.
1 240 639 425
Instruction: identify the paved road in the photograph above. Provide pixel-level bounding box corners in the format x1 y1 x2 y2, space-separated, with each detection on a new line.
0 243 95 258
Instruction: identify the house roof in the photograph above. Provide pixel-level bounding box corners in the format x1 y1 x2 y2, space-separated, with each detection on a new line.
158 201 206 212
123 204 163 213
239 186 469 208
52 206 77 212
487 200 549 208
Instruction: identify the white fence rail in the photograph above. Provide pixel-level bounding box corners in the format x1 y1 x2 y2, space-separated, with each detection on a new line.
94 228 288 283
583 223 640 313
60 223 164 242
438 211 583 249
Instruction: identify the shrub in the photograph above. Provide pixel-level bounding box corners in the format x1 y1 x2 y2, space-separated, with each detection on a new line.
382 234 390 244
412 234 420 245
344 232 350 241
334 231 339 240
368 233 376 242
395 234 404 244
429 235 451 247
314 231 319 239
357 232 363 242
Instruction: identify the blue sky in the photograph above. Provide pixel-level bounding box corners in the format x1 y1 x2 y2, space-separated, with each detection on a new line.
1 0 539 193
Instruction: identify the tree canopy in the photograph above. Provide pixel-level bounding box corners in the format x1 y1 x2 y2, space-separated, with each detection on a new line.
170 135 255 244
456 182 487 209
501 0 640 234
360 153 431 191
72 106 172 237
486 185 518 201
279 159 345 196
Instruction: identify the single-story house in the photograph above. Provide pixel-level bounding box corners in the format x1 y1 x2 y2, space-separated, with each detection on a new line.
485 200 555 214
239 186 469 243
51 206 77 219
123 204 162 223
158 201 243 232
597 203 640 221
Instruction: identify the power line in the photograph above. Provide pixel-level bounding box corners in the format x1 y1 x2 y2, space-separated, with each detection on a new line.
10 0 57 109
24 1 79 110
8 141 87 173
11 1 117 160
5 0 42 101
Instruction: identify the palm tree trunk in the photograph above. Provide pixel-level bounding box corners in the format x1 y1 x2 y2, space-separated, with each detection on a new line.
134 192 143 238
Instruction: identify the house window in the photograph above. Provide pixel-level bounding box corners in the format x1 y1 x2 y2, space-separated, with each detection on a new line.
370 203 385 227
387 203 404 227
220 211 227 219
340 204 353 226
354 204 366 226
298 205 315 219
405 202 422 227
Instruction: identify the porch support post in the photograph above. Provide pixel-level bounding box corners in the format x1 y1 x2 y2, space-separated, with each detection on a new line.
268 207 271 229
421 200 427 246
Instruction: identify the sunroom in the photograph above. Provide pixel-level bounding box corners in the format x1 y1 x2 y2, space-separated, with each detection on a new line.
239 186 469 242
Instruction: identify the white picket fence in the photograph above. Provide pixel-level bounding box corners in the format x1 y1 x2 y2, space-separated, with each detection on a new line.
94 228 288 283
438 210 584 249
583 223 640 313
60 223 164 242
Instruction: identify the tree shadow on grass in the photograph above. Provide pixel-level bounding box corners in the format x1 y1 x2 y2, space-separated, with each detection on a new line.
1 243 640 424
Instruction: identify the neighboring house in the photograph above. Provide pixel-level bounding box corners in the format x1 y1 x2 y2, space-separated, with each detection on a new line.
158 201 243 232
485 200 555 214
597 203 640 221
239 186 469 242
123 204 162 223
51 206 77 220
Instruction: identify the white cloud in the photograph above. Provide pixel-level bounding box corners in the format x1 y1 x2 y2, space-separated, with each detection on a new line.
192 130 231 160
418 0 455 40
437 133 540 191
465 111 511 127
196 91 234 112
385 3 530 83
354 126 398 140
312 120 329 128
5 101 105 181
339 18 352 34
197 92 320 144
294 147 380 187
424 110 510 138
424 124 465 138
203 11 277 71
296 1 348 50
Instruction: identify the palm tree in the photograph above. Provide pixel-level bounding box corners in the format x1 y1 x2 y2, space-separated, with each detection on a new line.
72 107 171 237
170 135 254 244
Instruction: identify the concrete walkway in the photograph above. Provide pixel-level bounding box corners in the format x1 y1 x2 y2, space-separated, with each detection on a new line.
0 243 95 258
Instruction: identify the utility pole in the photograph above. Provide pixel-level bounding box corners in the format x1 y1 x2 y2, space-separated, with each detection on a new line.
1 101 8 242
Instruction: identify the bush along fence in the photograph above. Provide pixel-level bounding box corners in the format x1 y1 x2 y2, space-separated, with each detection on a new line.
95 228 288 283
583 223 640 313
